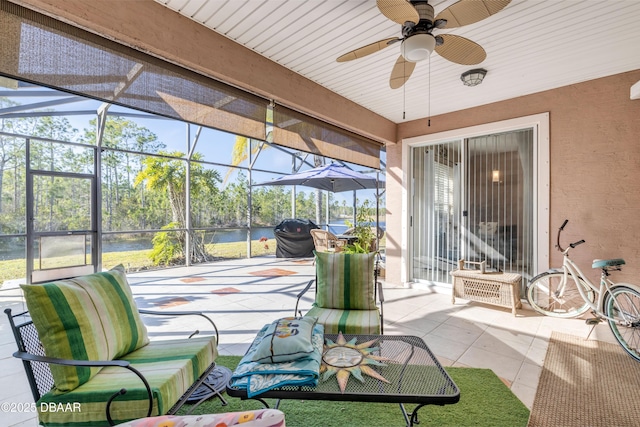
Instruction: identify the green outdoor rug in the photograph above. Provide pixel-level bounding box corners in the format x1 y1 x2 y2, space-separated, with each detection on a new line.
179 356 529 427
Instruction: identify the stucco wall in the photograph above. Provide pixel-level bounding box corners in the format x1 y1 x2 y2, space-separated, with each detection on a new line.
387 70 640 287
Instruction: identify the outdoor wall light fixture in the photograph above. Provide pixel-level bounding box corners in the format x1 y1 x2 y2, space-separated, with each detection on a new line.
492 169 501 183
461 68 487 86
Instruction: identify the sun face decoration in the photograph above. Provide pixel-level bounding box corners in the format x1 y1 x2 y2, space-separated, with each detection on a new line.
320 332 391 393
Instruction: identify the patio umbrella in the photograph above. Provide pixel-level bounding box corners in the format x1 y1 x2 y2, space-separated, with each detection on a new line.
255 163 381 193
256 163 384 251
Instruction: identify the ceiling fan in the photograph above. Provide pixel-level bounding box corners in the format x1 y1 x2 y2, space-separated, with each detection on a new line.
337 0 511 89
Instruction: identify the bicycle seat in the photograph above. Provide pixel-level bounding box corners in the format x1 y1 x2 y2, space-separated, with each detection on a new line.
592 258 625 269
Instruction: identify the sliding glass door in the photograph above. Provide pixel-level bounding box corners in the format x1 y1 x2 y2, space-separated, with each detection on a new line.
411 141 462 284
411 128 534 286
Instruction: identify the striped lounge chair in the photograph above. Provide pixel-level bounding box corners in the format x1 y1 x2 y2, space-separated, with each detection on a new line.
294 251 384 334
5 265 222 426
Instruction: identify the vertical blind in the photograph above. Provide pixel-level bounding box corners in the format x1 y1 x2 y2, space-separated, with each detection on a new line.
465 130 534 280
411 128 534 287
411 142 461 283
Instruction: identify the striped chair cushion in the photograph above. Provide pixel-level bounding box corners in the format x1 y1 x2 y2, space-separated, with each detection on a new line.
306 305 380 335
315 251 376 310
21 265 149 393
37 336 217 427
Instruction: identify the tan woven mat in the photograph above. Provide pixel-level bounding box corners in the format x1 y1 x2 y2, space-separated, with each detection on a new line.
528 331 640 427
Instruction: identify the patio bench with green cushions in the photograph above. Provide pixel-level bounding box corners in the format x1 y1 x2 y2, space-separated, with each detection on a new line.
5 265 222 427
294 251 384 334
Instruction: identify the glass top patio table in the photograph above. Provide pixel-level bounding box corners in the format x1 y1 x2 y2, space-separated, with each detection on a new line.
226 334 460 427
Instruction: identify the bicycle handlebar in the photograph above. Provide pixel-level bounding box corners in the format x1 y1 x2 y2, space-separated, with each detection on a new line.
570 239 585 248
556 219 585 252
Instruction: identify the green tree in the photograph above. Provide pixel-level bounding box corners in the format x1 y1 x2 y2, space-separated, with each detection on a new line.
31 117 80 231
223 173 249 226
251 185 291 225
226 131 326 224
135 151 221 264
82 117 165 231
0 98 40 219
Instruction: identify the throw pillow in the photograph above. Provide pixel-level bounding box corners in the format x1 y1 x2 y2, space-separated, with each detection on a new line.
21 265 149 393
114 409 287 427
314 251 376 310
250 317 317 363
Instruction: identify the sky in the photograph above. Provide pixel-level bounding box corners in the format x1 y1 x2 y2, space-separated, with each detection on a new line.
0 79 385 207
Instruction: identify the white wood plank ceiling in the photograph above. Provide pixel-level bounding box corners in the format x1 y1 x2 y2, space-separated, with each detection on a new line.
154 0 640 124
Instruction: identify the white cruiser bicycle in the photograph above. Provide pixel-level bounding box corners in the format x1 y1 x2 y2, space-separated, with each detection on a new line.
526 219 640 362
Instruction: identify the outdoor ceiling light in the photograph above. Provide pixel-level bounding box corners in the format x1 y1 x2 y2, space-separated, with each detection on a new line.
461 68 487 86
401 34 436 62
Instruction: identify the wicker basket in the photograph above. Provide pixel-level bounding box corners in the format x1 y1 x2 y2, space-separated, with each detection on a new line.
451 260 522 315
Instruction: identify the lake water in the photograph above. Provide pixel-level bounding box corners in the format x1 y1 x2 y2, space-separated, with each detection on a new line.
0 219 385 259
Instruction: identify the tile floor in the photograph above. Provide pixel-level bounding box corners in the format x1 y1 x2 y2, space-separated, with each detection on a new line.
0 256 619 426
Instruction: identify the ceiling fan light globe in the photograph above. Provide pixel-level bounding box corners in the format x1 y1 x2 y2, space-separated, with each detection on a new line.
401 34 435 62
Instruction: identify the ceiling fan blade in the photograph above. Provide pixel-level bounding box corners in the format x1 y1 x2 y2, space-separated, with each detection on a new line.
389 55 416 89
435 0 511 29
336 37 399 62
435 34 486 65
376 0 420 25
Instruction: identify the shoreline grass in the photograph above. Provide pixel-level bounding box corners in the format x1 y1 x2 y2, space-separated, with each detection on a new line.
0 236 386 286
0 238 277 286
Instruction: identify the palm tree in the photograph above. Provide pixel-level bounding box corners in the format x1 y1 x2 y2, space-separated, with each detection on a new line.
135 151 221 264
223 135 253 185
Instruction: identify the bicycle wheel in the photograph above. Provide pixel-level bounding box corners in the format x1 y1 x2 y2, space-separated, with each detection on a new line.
604 286 640 362
526 271 594 318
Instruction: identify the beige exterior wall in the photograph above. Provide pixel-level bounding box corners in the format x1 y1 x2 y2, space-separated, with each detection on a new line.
389 70 640 287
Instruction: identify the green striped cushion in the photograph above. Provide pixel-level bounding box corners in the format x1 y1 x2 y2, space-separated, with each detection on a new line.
315 251 375 309
21 265 149 393
37 336 217 427
306 305 380 334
